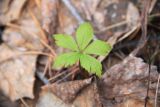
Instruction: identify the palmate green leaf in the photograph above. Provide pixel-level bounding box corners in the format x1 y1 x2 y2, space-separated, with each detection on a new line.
80 54 102 77
76 22 93 50
53 22 112 77
54 34 78 51
84 40 112 56
53 52 80 69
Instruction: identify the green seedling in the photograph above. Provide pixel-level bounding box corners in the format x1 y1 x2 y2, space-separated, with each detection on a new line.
53 22 112 77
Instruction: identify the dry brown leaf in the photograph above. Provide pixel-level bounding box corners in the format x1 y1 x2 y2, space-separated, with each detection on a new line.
91 0 140 40
0 44 36 101
0 0 44 101
3 24 43 51
73 82 102 107
3 2 43 51
43 78 92 103
117 99 153 107
99 55 158 107
36 89 70 107
38 79 102 107
0 0 27 25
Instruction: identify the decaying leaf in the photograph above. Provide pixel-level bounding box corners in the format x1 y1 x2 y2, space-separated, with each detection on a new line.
38 79 102 107
0 44 36 101
73 82 102 107
0 0 44 101
43 78 92 103
99 55 158 107
2 4 43 51
36 89 70 107
0 0 27 25
117 99 153 107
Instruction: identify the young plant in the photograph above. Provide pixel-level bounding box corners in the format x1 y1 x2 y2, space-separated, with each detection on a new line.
53 22 112 77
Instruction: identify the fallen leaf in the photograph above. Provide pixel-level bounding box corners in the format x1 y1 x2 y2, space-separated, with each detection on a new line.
36 89 70 107
117 99 153 107
0 0 27 25
0 44 36 101
38 79 102 107
73 82 102 107
0 0 44 101
43 78 92 103
99 55 158 107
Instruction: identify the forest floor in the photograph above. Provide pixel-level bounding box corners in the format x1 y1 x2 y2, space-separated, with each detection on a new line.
0 0 160 107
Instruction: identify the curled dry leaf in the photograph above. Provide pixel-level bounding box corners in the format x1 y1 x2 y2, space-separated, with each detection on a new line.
43 78 92 103
37 79 102 107
2 2 43 51
36 89 70 107
0 0 44 101
0 0 27 25
72 82 102 107
0 44 36 101
99 55 158 107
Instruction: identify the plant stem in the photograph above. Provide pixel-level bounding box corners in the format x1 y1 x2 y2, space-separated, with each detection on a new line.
78 61 82 72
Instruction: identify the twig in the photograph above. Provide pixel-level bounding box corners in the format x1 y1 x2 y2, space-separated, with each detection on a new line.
48 65 77 82
155 74 160 107
48 71 66 81
20 98 30 107
96 20 128 33
56 68 79 83
36 71 50 84
130 0 150 56
61 0 84 23
42 58 50 76
144 48 151 107
143 1 152 106
149 0 157 13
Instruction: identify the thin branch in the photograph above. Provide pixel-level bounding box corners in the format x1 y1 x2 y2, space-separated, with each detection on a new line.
96 20 128 33
130 0 150 56
155 74 160 107
36 71 50 84
20 98 30 107
61 0 84 24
